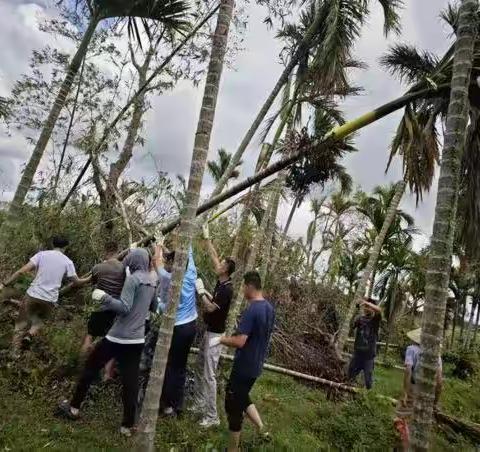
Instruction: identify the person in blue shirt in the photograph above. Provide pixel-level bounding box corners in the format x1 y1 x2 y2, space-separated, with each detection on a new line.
210 271 275 452
139 244 198 417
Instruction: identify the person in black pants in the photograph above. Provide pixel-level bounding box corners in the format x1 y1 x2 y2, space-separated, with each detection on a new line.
210 271 275 452
160 320 197 413
152 247 198 416
56 248 158 437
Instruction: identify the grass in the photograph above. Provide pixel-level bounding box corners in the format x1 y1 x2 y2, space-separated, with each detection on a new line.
0 312 479 450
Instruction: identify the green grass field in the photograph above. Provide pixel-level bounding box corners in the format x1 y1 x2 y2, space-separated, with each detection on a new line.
0 314 478 451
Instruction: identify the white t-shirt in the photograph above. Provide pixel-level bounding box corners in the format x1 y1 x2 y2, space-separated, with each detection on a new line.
26 250 77 303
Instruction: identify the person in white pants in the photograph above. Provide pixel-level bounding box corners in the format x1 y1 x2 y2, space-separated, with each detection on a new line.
193 223 235 428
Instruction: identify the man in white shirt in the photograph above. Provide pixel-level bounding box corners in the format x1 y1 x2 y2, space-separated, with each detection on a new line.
0 235 84 353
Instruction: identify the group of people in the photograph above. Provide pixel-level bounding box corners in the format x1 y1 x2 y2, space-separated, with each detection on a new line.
0 225 275 451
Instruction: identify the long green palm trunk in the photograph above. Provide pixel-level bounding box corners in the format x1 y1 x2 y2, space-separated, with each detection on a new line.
158 83 462 236
226 184 277 335
135 0 234 449
6 17 98 220
259 176 283 283
472 303 480 346
411 1 477 448
269 193 300 275
336 179 406 352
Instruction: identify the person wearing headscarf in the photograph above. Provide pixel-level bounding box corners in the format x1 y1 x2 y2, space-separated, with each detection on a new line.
56 248 158 437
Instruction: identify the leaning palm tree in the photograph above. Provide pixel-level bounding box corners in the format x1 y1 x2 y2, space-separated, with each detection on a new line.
211 0 403 197
5 0 189 223
336 182 417 351
135 0 234 449
410 0 477 448
375 235 416 356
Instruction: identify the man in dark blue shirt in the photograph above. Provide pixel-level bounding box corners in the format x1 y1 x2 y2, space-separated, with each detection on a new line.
211 271 275 452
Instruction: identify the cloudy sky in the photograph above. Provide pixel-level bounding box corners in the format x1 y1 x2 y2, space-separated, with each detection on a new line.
0 0 452 246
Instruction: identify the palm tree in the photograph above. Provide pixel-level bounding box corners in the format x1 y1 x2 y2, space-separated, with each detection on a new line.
207 148 242 183
5 0 189 223
324 191 356 284
211 0 403 197
411 0 477 448
336 182 415 350
375 235 417 356
135 0 235 448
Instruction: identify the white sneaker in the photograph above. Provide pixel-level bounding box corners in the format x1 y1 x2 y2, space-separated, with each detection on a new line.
199 417 220 428
120 427 132 437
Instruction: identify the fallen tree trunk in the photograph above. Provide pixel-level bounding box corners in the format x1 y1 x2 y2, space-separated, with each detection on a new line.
190 348 480 444
191 347 356 394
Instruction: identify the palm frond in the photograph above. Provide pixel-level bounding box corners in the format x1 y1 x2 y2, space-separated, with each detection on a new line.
440 3 459 34
375 0 403 36
380 44 439 84
387 103 441 203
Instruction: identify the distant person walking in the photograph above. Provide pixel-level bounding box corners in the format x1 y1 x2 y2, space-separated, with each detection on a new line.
211 271 274 452
347 298 382 389
0 235 83 354
191 222 235 428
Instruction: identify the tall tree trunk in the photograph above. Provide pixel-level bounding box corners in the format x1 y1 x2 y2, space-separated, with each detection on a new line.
366 270 376 299
135 0 234 449
472 302 480 346
451 296 460 348
336 179 406 351
411 2 476 449
210 0 323 196
5 17 98 220
227 185 276 335
260 175 283 284
459 294 468 341
463 299 478 349
53 56 87 193
269 193 300 275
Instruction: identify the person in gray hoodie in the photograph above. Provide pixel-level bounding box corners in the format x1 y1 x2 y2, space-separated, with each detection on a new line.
56 248 158 436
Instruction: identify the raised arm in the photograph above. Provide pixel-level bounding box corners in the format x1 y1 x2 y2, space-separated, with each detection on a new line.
362 299 382 314
202 223 222 273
